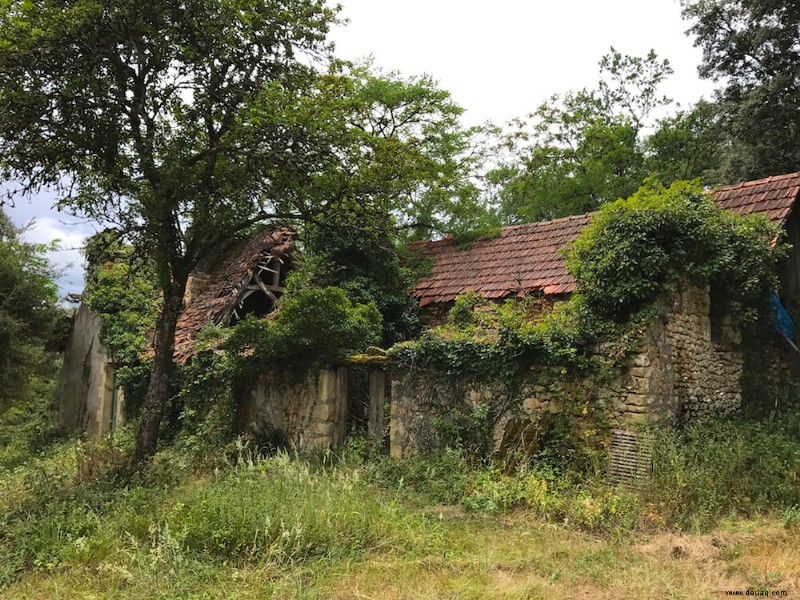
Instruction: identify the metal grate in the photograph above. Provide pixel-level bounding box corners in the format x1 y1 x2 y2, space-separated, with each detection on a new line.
608 429 653 487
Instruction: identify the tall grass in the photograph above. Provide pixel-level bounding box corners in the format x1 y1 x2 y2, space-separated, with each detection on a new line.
647 413 800 530
162 452 438 563
0 438 439 588
2 411 800 592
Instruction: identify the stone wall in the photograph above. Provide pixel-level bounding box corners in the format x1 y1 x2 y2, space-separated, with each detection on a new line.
239 366 349 453
390 370 566 459
602 284 743 425
390 284 747 457
60 304 125 437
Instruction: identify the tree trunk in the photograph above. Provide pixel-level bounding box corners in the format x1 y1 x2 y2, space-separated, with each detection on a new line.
133 275 187 464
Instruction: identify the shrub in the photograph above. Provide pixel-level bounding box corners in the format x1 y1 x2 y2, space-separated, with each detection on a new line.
647 414 800 531
567 180 782 324
226 286 382 374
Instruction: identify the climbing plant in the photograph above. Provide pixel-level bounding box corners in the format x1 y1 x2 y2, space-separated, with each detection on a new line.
82 235 159 404
568 180 782 324
394 180 782 380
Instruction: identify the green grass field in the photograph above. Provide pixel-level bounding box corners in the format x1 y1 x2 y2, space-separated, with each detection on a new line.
1 423 799 599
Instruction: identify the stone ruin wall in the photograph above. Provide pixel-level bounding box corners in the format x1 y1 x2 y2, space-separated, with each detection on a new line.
60 304 125 437
605 284 744 424
390 371 569 459
390 284 747 458
238 366 349 453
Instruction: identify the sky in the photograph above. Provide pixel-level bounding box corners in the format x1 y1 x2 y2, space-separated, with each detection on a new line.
5 0 716 296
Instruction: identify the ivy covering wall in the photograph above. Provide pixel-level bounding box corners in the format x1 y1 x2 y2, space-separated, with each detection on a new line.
393 181 782 378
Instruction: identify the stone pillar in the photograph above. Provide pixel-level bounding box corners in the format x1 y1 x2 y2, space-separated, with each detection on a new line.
306 366 349 451
368 369 385 438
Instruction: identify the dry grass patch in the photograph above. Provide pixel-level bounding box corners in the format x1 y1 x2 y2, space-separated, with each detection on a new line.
320 516 800 600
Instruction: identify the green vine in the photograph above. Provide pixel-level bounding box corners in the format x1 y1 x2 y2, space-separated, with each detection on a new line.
394 180 783 381
391 181 784 461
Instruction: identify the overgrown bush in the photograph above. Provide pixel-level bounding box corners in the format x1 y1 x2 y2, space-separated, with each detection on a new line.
363 447 472 506
647 414 800 531
302 212 423 346
568 179 782 323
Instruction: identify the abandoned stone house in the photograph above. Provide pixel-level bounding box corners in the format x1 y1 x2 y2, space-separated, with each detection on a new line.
60 228 295 436
60 172 800 459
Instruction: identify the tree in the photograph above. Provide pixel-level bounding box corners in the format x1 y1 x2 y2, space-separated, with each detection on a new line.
644 99 725 185
682 0 800 180
0 209 60 410
0 2 481 462
0 0 343 462
490 49 673 223
336 63 498 240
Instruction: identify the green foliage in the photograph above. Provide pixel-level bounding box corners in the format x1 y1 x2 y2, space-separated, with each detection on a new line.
682 0 800 181
83 248 158 381
446 290 488 329
343 62 499 240
0 360 63 472
2 414 799 591
300 213 422 346
228 285 382 372
648 413 800 531
357 444 639 533
491 48 673 223
461 467 640 532
644 100 726 185
392 294 610 383
450 224 503 250
0 209 61 410
567 180 782 323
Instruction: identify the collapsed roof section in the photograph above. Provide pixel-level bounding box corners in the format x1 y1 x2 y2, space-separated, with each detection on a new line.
173 227 294 363
411 173 800 307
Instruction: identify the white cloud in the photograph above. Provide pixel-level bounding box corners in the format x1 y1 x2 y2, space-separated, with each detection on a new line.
19 217 89 296
331 0 716 127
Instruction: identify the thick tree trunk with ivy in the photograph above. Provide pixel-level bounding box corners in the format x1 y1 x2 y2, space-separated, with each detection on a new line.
133 272 187 464
0 0 485 468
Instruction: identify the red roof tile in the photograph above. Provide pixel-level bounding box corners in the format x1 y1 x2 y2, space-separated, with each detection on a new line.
411 214 591 306
715 172 800 225
412 173 800 306
173 227 294 363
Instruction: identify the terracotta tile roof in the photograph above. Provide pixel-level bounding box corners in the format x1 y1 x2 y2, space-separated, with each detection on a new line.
714 172 800 225
411 214 592 307
173 227 294 363
412 173 800 307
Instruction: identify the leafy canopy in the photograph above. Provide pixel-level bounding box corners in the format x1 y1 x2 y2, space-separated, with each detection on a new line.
0 209 61 409
490 49 673 223
682 0 800 181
